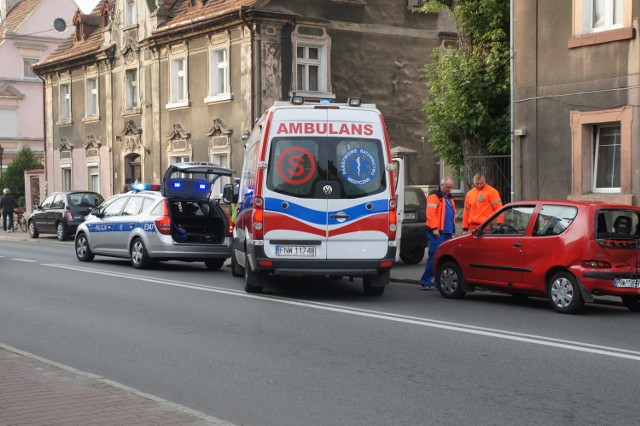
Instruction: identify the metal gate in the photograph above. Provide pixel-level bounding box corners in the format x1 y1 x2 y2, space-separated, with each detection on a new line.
464 155 511 204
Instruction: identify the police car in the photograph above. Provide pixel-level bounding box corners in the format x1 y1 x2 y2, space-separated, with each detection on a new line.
75 162 234 269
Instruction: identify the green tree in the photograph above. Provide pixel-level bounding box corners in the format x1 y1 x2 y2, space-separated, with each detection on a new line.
0 146 43 207
420 0 510 178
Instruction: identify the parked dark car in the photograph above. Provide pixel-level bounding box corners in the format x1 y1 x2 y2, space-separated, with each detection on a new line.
29 191 104 241
399 185 428 264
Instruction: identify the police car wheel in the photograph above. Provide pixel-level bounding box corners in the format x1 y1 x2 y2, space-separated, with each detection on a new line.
75 233 95 262
204 258 225 271
131 238 152 269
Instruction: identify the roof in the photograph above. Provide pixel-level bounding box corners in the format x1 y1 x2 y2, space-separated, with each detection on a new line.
0 0 42 44
153 0 257 36
35 0 260 69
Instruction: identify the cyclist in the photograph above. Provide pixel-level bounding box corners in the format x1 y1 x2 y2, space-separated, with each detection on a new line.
0 188 17 232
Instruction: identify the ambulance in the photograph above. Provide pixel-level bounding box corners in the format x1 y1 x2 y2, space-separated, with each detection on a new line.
229 96 398 295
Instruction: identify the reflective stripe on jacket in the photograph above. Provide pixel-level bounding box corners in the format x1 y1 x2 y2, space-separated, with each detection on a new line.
462 183 502 229
425 190 456 232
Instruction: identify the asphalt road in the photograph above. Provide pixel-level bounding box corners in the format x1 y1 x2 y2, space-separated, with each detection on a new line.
1 237 639 425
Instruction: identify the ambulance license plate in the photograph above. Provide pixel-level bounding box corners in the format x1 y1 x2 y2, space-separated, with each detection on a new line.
614 278 640 288
276 245 317 257
404 212 416 220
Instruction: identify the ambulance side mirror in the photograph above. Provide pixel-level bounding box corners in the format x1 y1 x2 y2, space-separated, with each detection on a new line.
222 184 237 204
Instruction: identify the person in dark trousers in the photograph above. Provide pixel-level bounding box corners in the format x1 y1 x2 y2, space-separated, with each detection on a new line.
0 188 18 232
420 177 457 290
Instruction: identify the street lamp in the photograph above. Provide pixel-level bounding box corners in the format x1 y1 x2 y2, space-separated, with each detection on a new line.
0 144 3 178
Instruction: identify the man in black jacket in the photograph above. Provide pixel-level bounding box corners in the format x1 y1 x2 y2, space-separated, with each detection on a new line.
0 188 18 232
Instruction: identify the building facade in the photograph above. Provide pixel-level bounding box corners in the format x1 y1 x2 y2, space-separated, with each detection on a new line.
0 0 76 189
33 0 456 198
513 0 640 205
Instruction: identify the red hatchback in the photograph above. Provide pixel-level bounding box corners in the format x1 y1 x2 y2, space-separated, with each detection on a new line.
434 200 640 314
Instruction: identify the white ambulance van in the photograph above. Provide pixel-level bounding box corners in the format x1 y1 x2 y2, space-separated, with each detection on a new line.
229 96 398 295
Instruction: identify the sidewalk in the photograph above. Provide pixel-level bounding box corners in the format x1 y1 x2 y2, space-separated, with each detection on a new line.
0 231 423 424
0 344 234 426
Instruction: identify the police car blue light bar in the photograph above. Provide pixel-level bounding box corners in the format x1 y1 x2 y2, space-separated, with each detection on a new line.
132 183 161 191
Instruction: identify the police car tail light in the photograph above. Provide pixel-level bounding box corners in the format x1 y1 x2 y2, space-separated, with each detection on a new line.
155 200 172 235
252 196 264 240
388 198 397 241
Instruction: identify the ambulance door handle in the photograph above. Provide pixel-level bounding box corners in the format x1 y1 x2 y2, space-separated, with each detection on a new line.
330 213 349 219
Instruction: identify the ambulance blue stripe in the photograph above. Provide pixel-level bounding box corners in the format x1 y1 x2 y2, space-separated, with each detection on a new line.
264 198 388 226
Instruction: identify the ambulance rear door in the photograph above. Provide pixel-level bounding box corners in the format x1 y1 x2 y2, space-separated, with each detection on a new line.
324 108 391 260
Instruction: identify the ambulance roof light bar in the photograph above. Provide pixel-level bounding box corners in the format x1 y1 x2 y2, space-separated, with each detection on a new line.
347 97 362 107
291 95 305 105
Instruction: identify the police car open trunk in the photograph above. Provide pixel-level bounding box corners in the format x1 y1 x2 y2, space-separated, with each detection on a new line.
161 162 234 244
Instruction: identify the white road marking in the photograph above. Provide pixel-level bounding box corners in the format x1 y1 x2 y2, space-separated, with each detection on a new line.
11 258 38 262
45 263 640 362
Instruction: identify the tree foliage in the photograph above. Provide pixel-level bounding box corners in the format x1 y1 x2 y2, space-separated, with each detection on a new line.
421 0 510 170
0 146 43 206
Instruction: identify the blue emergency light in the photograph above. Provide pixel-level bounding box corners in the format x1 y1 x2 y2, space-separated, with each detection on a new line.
173 182 182 188
132 183 161 191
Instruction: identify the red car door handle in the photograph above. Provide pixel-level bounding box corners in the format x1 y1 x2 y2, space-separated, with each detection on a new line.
513 242 522 247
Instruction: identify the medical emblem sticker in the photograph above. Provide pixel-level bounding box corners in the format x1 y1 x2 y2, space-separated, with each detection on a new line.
277 146 317 185
340 148 377 186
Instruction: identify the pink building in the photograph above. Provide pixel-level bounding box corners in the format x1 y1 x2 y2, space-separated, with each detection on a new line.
0 0 77 208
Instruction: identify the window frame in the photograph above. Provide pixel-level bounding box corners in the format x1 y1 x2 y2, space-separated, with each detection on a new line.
88 164 100 193
85 76 99 118
124 0 137 27
589 0 623 33
592 123 621 193
59 82 72 124
167 55 189 109
295 43 324 93
61 166 72 191
23 58 38 79
0 108 18 138
205 43 231 103
125 68 139 112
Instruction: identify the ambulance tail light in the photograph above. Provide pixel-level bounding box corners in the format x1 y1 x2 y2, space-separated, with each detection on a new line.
252 196 264 240
388 198 397 241
155 200 172 235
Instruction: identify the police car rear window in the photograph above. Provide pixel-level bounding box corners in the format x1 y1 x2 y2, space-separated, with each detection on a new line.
266 137 386 199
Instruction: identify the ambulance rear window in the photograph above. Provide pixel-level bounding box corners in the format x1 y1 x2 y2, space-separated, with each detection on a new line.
266 137 386 199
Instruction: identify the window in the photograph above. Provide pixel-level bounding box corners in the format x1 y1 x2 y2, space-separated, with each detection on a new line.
533 205 578 237
483 206 535 236
593 124 620 192
124 0 136 26
125 69 138 110
590 0 623 32
88 165 99 192
61 167 72 191
23 58 38 79
206 46 230 102
169 57 188 106
85 77 98 117
102 196 129 217
59 83 71 122
210 152 229 198
122 196 145 215
170 155 190 165
296 44 322 92
0 109 18 138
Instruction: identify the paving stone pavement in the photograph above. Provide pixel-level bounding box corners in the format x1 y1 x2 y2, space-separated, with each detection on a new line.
0 344 234 426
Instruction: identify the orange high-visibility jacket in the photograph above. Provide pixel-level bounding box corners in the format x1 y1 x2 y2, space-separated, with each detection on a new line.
426 190 456 232
462 183 502 230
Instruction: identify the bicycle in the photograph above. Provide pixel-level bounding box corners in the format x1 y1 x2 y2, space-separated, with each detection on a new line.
13 207 27 232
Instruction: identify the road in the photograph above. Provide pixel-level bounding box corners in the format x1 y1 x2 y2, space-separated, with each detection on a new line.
1 237 639 425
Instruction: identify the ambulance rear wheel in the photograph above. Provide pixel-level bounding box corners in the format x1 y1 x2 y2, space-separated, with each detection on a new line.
363 271 389 296
244 255 266 293
231 249 243 277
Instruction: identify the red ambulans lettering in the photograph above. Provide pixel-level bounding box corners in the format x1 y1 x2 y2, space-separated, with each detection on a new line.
276 122 374 136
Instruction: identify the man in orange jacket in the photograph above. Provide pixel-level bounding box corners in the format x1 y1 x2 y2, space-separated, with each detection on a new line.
462 172 503 234
419 177 456 290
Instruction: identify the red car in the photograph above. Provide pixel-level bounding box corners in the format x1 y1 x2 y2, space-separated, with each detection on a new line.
434 200 640 314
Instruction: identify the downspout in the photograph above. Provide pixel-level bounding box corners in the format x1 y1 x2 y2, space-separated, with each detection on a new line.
510 0 515 202
239 9 255 124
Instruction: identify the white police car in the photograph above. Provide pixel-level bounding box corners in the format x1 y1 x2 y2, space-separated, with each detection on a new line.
75 162 234 269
